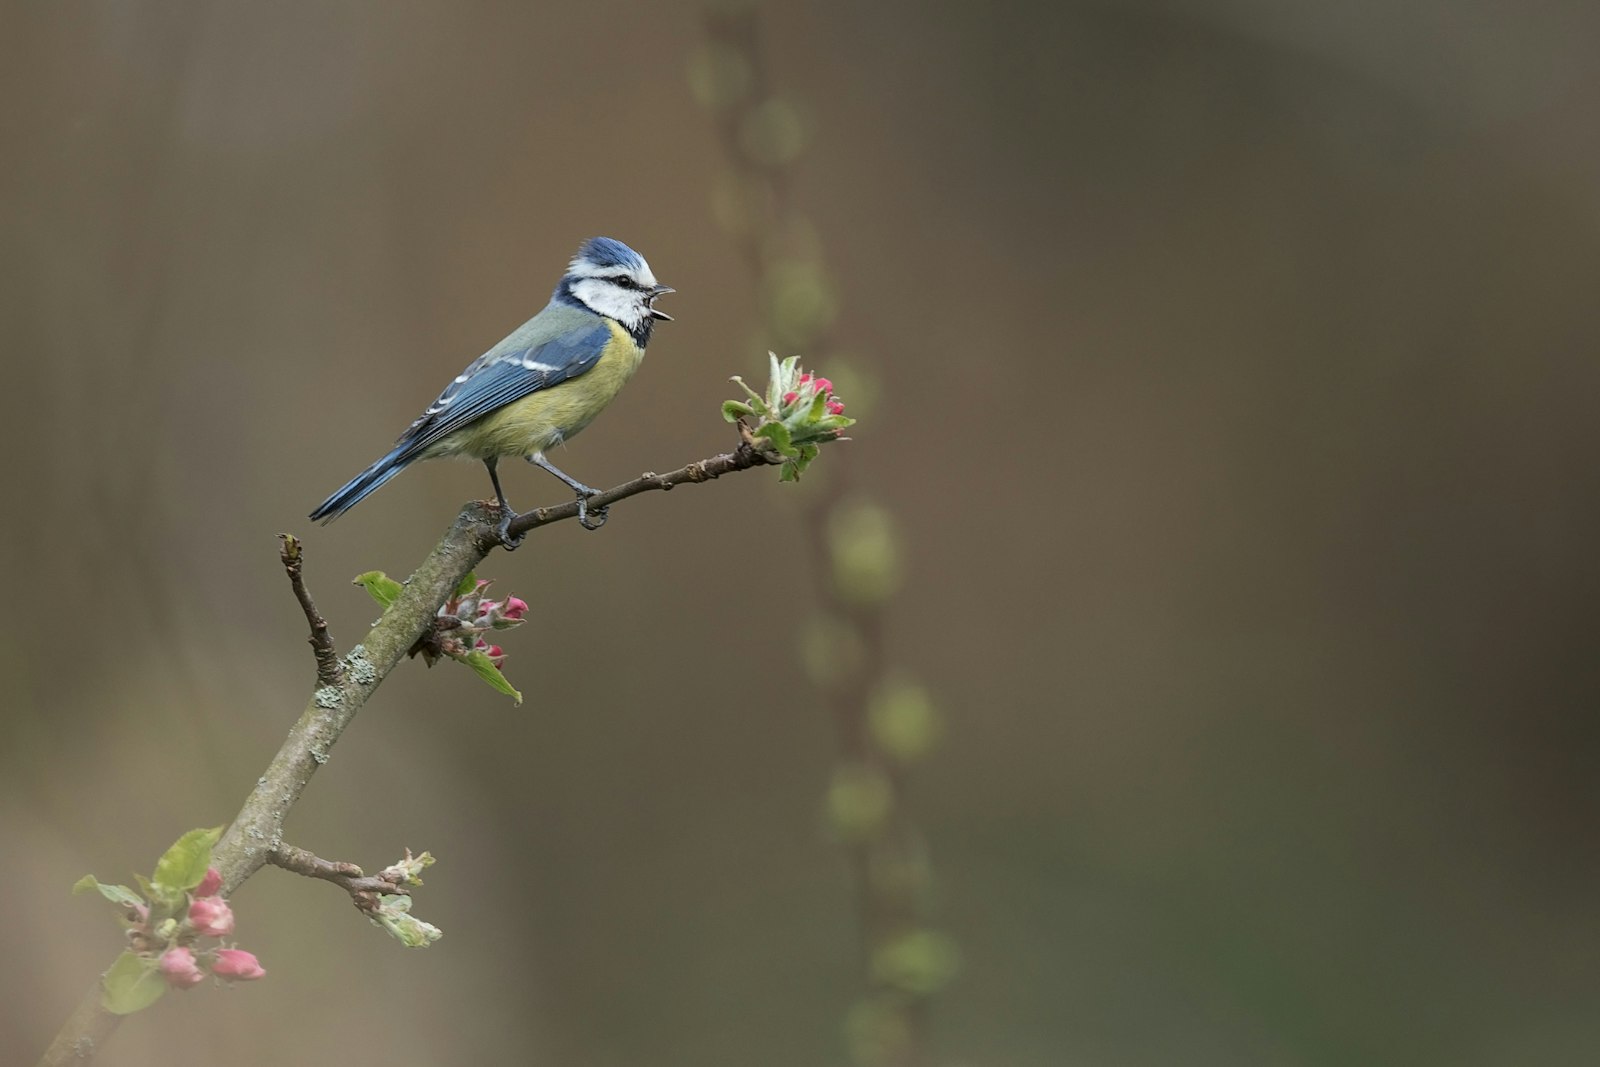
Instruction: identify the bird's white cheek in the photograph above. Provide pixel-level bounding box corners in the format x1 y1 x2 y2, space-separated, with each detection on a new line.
571 280 645 327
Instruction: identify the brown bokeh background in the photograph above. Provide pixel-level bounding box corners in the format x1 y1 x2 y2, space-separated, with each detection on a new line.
6 2 1600 1064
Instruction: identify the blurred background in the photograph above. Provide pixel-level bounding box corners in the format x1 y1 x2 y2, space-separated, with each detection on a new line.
6 1 1600 1063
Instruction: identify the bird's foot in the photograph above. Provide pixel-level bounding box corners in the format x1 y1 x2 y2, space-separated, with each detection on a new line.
496 510 525 550
576 491 608 531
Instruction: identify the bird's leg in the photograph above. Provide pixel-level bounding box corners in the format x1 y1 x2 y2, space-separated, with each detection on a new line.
528 455 608 531
483 458 524 549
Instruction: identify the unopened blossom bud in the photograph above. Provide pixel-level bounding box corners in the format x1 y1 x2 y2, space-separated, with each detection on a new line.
783 391 799 405
811 377 834 395
212 948 266 981
194 868 223 898
159 946 205 989
477 599 499 617
485 645 506 669
502 597 528 621
827 399 846 415
187 896 235 937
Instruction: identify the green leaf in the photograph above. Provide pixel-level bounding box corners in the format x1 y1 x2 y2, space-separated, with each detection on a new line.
803 386 828 422
133 872 174 912
767 352 785 410
133 873 158 901
779 443 819 482
721 400 754 423
369 894 444 947
101 951 167 1015
729 376 772 416
459 650 523 705
455 572 478 597
151 826 222 894
73 876 144 908
754 420 799 458
353 570 404 608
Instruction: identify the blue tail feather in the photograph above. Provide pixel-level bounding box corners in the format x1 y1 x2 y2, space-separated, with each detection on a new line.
309 446 412 523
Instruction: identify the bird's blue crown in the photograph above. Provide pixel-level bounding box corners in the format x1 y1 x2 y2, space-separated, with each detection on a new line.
569 236 646 276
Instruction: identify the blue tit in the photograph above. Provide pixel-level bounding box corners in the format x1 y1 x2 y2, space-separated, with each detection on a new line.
309 237 673 546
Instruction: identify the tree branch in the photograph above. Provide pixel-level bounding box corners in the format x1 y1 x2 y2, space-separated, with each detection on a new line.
40 434 776 1067
279 534 343 687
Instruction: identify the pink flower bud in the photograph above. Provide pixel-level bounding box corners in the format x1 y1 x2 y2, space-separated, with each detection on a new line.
188 896 235 937
477 599 499 617
502 597 529 621
811 377 833 395
194 868 223 898
783 391 799 405
798 373 811 384
486 645 505 670
212 948 266 982
826 399 845 415
159 946 205 988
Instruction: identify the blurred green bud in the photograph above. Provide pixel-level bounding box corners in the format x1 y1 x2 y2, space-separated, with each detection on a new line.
765 259 837 350
687 42 752 109
739 96 807 166
799 613 865 689
868 676 941 763
828 501 903 605
827 763 893 840
871 929 961 996
844 996 912 1067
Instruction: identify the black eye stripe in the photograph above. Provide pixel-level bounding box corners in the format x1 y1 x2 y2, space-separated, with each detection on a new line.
609 274 639 289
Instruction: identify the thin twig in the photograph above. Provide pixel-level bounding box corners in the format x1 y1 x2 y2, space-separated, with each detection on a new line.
40 433 776 1067
268 843 409 916
279 534 343 687
504 437 773 541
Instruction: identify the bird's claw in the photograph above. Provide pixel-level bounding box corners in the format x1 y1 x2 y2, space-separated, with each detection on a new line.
497 511 524 550
576 493 608 531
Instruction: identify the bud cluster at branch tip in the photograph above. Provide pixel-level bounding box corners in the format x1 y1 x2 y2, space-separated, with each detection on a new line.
724 354 856 482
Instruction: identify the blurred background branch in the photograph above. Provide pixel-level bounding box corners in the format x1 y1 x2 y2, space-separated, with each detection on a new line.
695 10 954 1066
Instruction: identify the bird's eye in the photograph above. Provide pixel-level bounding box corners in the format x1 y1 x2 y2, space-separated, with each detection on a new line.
611 275 638 289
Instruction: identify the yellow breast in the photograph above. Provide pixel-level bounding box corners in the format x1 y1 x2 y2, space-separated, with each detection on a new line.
439 321 644 460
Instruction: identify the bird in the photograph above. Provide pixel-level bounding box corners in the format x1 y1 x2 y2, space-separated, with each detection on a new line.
309 237 673 547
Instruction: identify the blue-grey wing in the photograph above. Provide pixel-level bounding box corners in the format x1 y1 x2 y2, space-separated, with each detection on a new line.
394 320 613 457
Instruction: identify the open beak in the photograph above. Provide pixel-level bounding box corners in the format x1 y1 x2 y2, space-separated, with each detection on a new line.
647 284 675 321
